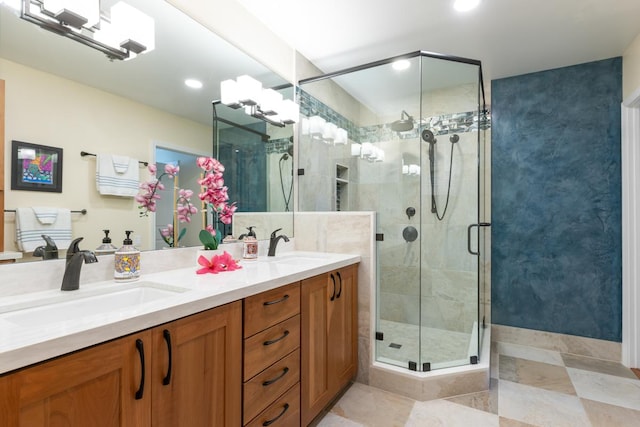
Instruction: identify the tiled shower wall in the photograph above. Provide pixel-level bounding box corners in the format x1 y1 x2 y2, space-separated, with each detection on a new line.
298 83 490 339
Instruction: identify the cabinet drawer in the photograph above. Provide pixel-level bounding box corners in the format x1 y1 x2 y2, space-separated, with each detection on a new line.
244 349 300 423
244 282 300 338
245 382 300 427
244 315 300 380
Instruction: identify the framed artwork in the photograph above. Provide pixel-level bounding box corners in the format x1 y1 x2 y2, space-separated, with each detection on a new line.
11 140 63 193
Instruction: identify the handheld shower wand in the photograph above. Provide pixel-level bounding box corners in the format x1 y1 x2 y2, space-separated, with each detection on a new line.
422 130 459 221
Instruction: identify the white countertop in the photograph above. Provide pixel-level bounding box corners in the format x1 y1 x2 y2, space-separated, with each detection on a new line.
0 251 360 374
0 252 22 262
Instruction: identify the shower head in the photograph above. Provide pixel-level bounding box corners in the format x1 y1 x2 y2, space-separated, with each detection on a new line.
421 129 437 144
449 134 460 143
279 145 294 161
391 110 414 132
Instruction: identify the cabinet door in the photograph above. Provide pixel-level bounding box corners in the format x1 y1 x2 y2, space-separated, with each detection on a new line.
300 273 331 426
329 265 358 391
0 330 152 426
152 301 242 427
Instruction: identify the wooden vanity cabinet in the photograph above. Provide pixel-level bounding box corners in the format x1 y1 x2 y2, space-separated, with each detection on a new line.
151 300 242 427
0 329 152 426
242 282 301 426
301 265 358 426
0 263 359 427
0 301 242 427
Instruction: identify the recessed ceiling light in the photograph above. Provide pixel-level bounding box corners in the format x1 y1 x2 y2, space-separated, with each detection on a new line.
184 79 203 89
392 60 411 71
453 0 481 12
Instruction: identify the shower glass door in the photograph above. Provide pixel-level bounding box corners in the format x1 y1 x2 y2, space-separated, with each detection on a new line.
296 51 488 372
417 56 482 370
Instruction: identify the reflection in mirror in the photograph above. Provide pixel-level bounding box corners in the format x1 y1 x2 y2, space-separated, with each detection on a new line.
153 146 208 250
0 0 293 262
213 86 295 241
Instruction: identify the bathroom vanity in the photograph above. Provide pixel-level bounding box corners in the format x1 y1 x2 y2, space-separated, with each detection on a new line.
0 251 359 426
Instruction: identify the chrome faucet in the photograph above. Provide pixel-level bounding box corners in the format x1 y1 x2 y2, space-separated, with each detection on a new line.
267 228 289 257
61 237 98 291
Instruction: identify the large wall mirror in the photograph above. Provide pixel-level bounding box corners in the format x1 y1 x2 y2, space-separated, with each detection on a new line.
0 0 294 262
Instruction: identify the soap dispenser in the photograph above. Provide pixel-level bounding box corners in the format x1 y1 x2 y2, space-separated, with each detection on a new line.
95 230 118 255
114 230 140 282
239 226 256 240
242 227 258 260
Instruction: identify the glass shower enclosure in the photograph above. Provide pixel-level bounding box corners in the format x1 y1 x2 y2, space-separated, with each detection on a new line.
298 51 490 371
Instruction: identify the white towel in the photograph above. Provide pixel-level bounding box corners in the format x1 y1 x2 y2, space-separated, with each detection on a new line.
15 208 72 252
32 207 58 224
96 154 140 197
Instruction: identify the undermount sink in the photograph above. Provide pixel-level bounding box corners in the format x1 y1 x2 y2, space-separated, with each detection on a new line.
0 282 188 328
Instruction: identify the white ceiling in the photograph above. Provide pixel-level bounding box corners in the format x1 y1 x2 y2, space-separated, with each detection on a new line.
3 0 639 125
237 0 640 85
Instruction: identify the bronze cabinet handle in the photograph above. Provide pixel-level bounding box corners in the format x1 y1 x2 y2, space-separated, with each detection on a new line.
262 403 290 426
262 367 290 386
263 330 290 346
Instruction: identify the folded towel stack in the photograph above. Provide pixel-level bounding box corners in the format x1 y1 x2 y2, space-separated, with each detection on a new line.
96 154 140 197
15 207 72 252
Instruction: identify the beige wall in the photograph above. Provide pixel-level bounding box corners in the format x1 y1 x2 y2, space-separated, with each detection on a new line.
1 58 211 256
623 33 640 102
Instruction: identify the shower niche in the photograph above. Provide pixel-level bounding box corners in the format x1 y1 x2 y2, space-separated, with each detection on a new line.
335 164 349 211
298 50 490 379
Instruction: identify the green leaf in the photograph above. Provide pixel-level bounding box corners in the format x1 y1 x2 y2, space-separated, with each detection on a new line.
198 229 218 250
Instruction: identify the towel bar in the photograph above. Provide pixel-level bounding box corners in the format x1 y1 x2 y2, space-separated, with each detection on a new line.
5 209 87 215
80 151 148 167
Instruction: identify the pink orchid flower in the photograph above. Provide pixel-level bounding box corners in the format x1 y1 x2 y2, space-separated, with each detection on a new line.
160 224 173 237
196 251 242 275
164 164 179 176
196 156 215 171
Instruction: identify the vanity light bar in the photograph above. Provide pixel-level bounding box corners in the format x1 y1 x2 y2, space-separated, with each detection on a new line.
20 0 155 61
220 76 300 127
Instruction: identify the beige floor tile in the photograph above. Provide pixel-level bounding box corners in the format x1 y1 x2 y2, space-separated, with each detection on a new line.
491 341 500 379
499 355 576 395
498 417 538 427
562 353 638 379
498 380 590 426
498 342 565 366
446 378 499 414
581 398 640 427
568 367 640 411
329 382 414 427
316 412 366 427
406 399 499 427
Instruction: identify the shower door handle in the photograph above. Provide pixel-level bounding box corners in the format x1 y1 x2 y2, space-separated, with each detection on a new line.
467 222 491 255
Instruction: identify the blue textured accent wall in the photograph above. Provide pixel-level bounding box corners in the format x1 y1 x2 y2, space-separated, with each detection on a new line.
491 57 622 342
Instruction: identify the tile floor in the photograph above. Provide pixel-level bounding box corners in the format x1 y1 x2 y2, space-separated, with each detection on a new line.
315 340 640 426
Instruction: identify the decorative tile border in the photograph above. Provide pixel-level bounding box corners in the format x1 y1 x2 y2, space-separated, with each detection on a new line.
298 88 491 144
264 138 292 155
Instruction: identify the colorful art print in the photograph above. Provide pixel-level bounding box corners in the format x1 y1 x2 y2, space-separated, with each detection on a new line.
11 140 63 193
